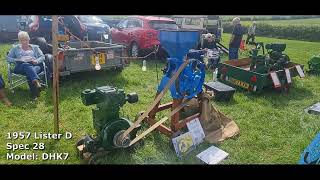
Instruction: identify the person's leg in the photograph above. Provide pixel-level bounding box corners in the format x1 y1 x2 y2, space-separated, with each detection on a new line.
252 35 255 43
31 64 42 99
14 63 40 82
235 48 239 59
0 74 12 106
33 64 44 83
228 48 233 60
27 80 40 100
14 63 41 99
229 47 237 60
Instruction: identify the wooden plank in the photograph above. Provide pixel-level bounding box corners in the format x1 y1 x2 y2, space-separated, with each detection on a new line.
223 58 251 67
146 118 173 136
285 68 292 84
170 99 183 131
129 117 169 146
129 95 192 145
174 113 200 130
170 99 186 117
157 102 173 111
295 65 305 78
121 59 190 139
52 15 59 134
147 99 191 139
270 71 281 88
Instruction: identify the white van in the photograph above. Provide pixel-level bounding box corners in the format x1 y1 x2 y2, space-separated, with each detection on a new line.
171 15 223 42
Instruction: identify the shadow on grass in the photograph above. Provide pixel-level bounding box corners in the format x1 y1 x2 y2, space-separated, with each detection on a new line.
92 148 137 164
44 70 129 106
5 88 38 108
242 83 314 107
214 96 239 106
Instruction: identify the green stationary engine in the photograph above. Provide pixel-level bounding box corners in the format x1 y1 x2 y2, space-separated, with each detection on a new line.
79 86 140 153
249 42 290 74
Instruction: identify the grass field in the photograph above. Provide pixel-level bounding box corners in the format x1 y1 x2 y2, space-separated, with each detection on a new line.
241 18 320 26
1 34 319 164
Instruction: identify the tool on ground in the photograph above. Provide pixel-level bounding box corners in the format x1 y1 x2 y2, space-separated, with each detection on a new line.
305 102 320 115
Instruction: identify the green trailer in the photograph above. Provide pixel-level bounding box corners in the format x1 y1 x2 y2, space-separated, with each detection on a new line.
217 58 305 93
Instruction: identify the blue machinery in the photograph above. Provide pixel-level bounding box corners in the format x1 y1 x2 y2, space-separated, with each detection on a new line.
112 30 206 144
157 30 205 99
142 30 207 136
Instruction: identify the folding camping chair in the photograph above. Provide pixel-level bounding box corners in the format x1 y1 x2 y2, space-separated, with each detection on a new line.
6 52 48 93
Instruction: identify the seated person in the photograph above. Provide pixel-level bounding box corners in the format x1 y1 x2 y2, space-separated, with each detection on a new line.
199 33 220 70
200 33 217 50
7 31 48 100
0 74 12 106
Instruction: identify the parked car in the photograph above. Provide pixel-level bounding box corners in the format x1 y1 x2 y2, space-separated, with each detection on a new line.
76 15 110 42
26 15 110 42
27 15 87 42
110 16 179 58
24 15 87 54
172 15 223 42
98 16 124 28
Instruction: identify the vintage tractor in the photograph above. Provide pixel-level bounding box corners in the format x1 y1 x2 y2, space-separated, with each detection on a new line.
77 86 142 161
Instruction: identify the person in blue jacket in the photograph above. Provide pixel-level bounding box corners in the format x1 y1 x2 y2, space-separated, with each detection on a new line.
7 31 46 100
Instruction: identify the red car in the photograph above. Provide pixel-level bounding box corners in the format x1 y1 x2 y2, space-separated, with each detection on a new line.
110 16 178 57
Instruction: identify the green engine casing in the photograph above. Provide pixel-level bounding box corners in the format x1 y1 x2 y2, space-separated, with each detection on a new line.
81 86 138 151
